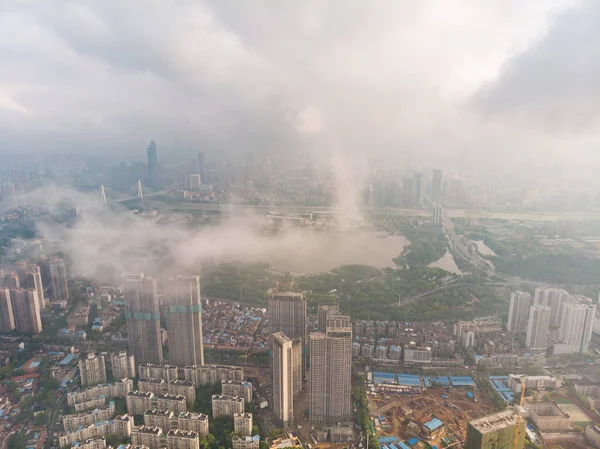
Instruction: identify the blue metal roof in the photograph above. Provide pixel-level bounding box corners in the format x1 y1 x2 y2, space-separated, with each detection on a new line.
424 418 443 431
407 438 420 446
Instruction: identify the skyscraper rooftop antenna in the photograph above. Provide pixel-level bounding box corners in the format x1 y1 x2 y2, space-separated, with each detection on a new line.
100 185 107 205
137 180 144 200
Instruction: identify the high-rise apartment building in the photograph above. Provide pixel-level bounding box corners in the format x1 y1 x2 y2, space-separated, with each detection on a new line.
291 339 302 397
432 205 443 225
269 292 306 380
50 257 69 302
132 426 163 449
184 365 243 385
0 288 15 332
1 270 20 289
525 305 551 350
10 288 42 334
17 263 45 310
234 413 253 437
272 332 293 427
167 276 204 367
123 273 163 364
309 316 352 425
534 287 570 325
414 172 424 205
111 351 136 379
177 412 209 436
465 410 525 449
79 353 107 387
221 380 253 404
431 169 443 198
507 291 531 332
558 296 596 354
167 429 199 449
197 152 205 182
0 183 18 209
317 305 339 334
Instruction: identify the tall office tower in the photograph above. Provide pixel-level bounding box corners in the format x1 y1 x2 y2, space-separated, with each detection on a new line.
79 353 107 387
18 264 45 310
269 292 307 380
0 288 15 332
525 305 551 349
432 205 443 225
272 332 293 427
414 172 424 205
558 297 596 354
10 288 42 334
168 275 204 367
309 316 352 425
112 351 136 379
431 169 443 198
50 257 69 302
507 291 531 332
1 271 20 289
534 287 570 325
317 305 339 333
0 183 18 209
197 152 205 181
465 410 525 449
123 273 163 364
147 141 160 189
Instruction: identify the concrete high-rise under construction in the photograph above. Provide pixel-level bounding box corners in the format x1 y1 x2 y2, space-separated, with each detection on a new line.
123 273 163 364
272 332 294 427
465 410 525 449
269 292 306 380
309 315 352 425
167 275 204 367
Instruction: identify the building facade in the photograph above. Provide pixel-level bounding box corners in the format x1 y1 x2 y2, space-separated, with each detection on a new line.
184 365 243 386
49 257 69 302
123 274 163 364
221 380 253 405
177 412 209 436
212 395 244 418
79 353 107 387
10 288 42 334
272 332 293 427
111 351 136 379
507 291 531 332
525 305 551 349
465 411 525 449
167 276 204 367
234 413 253 437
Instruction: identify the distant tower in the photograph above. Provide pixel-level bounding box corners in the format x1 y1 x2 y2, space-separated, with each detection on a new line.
0 289 15 332
198 152 205 182
432 204 443 225
122 273 163 364
10 288 42 334
17 264 45 310
147 140 160 189
432 169 443 199
100 185 107 205
167 275 204 367
137 180 144 200
0 183 18 210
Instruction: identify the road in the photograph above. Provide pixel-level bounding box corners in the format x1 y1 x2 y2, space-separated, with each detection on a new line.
46 371 79 448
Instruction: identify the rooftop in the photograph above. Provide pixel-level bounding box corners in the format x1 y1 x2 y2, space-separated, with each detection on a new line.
469 411 519 434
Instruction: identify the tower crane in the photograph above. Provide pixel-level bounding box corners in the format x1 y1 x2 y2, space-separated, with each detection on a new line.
513 376 527 449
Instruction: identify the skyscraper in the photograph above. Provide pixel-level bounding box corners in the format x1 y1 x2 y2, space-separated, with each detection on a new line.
317 305 339 334
0 288 15 332
147 141 160 189
1 270 20 289
0 183 18 210
431 169 443 199
432 204 443 225
272 332 293 427
309 315 352 425
167 276 204 367
269 292 307 380
123 273 163 364
414 172 424 205
525 305 551 350
507 291 531 332
50 257 69 302
10 288 42 334
17 264 45 310
558 296 596 354
534 287 570 325
79 353 107 387
291 338 302 397
197 152 205 182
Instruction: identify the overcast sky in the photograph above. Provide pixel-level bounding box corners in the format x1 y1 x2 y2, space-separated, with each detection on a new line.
1 0 599 182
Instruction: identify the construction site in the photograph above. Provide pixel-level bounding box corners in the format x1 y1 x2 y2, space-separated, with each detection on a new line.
366 374 497 448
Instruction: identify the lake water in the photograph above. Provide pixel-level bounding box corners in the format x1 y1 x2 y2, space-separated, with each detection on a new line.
473 240 497 256
267 231 410 274
428 251 463 275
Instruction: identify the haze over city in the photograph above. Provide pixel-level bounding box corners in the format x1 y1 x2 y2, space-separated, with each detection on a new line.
1 3 600 449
